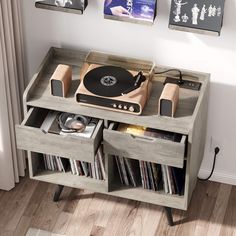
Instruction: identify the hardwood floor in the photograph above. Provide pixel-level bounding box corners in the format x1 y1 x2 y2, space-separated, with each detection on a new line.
0 177 235 236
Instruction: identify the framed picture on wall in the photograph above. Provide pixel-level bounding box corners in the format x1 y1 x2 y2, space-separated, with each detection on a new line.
35 0 88 14
169 0 225 36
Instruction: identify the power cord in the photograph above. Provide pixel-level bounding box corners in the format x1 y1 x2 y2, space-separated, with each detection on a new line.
198 147 220 181
154 69 183 85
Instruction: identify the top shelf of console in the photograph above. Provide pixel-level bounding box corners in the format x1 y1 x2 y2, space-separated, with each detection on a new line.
24 47 209 136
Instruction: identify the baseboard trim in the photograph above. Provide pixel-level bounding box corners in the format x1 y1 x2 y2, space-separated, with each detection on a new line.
199 168 236 186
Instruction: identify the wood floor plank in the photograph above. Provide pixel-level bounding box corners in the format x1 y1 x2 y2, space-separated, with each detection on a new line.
23 181 48 217
63 188 82 214
166 209 186 236
102 198 137 236
65 189 95 236
0 177 235 236
14 216 32 236
207 184 232 236
52 212 72 235
110 200 139 236
174 181 210 236
90 226 105 236
128 202 163 236
0 190 5 199
0 229 14 236
0 178 29 226
29 184 71 232
90 193 117 228
193 181 221 236
0 177 37 231
219 186 236 236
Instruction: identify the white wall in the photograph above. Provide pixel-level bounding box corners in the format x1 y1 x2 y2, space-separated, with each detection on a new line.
22 0 236 185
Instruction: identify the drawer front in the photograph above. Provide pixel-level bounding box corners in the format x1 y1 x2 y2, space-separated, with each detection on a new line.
15 107 103 162
103 127 186 168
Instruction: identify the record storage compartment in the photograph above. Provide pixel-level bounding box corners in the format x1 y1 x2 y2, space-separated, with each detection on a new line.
15 47 210 215
28 152 108 193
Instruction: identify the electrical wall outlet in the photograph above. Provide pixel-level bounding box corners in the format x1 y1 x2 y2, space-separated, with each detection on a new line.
210 137 221 153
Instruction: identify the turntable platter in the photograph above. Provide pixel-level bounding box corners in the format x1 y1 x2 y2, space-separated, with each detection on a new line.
83 66 134 97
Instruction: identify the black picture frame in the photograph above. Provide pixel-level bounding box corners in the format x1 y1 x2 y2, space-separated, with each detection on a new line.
169 0 225 36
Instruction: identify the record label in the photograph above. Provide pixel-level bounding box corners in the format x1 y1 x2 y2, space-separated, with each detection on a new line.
83 66 134 97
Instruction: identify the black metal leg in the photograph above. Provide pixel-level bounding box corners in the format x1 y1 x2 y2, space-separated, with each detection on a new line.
53 185 64 202
164 207 174 226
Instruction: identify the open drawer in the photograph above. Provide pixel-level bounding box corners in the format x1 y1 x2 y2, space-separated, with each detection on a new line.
103 123 187 168
15 107 103 162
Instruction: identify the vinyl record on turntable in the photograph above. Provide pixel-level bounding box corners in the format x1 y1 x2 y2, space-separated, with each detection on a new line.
83 66 134 97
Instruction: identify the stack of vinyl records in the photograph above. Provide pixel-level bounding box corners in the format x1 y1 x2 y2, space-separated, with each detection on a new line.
140 162 185 195
43 154 68 172
139 161 162 191
115 123 185 195
115 156 141 187
69 146 106 180
40 110 105 180
115 158 185 195
160 165 185 195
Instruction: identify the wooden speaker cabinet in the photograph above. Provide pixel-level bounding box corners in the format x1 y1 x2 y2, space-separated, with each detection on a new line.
158 83 179 117
50 64 72 97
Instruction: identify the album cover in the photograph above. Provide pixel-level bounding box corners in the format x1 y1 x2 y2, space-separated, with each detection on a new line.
35 0 88 14
104 0 157 25
169 0 225 36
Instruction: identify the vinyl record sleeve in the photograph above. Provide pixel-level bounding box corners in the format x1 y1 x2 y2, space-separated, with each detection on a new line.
104 0 157 24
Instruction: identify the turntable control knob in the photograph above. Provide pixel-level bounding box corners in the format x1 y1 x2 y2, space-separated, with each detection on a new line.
113 104 117 108
118 104 122 109
123 105 128 110
129 106 135 112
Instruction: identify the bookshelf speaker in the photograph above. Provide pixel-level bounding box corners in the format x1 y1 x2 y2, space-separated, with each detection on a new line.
158 83 179 117
50 64 72 97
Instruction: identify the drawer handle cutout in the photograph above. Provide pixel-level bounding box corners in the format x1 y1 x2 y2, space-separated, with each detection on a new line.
130 134 155 142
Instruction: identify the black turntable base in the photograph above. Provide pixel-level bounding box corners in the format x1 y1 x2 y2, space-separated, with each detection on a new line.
76 63 152 115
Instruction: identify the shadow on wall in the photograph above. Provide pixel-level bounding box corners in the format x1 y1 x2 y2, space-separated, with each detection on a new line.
190 1 236 50
202 81 236 174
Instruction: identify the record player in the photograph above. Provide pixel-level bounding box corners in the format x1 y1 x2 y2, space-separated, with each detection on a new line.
75 52 155 115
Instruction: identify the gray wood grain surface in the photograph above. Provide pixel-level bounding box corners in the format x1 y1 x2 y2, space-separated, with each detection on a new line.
24 47 209 135
16 107 104 162
103 128 186 168
16 47 210 211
